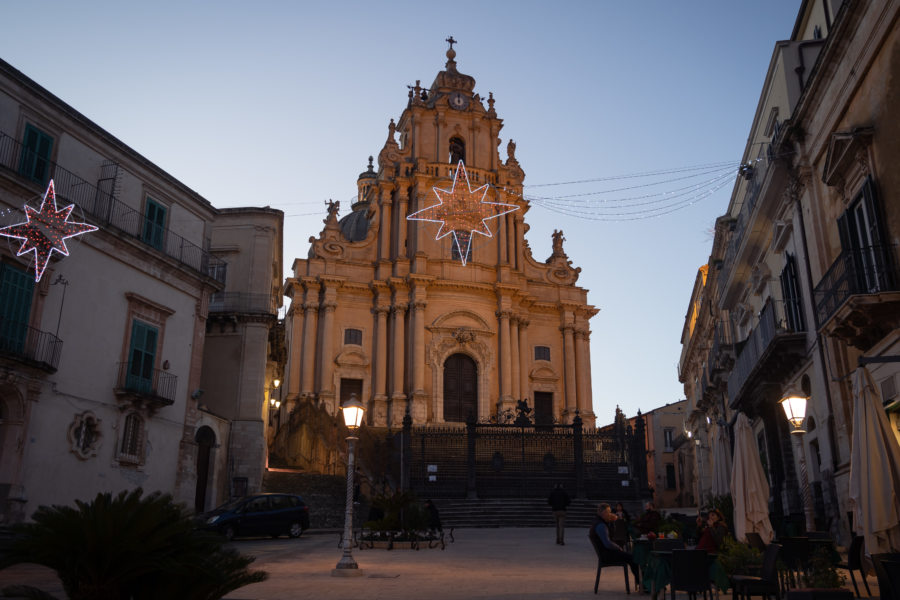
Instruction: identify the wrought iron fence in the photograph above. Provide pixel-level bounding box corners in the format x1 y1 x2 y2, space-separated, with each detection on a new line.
404 414 648 500
114 361 177 405
813 244 899 327
0 132 226 283
0 319 62 371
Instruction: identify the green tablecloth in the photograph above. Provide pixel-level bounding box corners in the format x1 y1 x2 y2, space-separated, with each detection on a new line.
641 550 731 597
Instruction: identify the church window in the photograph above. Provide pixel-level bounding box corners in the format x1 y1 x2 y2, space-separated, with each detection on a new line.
534 346 551 361
449 136 465 164
450 232 471 262
344 328 363 345
118 412 143 463
340 378 363 403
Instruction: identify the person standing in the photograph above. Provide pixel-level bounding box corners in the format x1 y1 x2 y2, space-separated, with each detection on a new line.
547 483 571 545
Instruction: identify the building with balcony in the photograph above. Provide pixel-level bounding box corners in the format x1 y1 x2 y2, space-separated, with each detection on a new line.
679 0 900 544
278 43 598 472
0 58 281 522
196 207 284 512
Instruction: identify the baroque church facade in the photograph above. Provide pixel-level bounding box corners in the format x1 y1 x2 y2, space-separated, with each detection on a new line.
282 43 598 430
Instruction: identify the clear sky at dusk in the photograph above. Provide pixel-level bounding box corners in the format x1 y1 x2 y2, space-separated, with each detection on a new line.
1 1 802 424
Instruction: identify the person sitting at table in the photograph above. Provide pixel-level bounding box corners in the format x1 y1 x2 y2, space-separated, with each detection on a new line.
695 508 728 551
614 502 631 523
589 503 640 581
634 501 662 535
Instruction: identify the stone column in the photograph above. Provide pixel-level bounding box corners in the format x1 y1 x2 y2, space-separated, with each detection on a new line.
575 327 589 414
510 315 521 402
286 301 303 402
396 185 408 259
318 301 337 415
515 215 525 271
411 300 427 424
300 280 320 401
582 329 595 425
518 317 530 401
372 305 390 427
379 186 393 261
497 309 513 412
506 213 515 266
390 299 408 426
562 324 577 423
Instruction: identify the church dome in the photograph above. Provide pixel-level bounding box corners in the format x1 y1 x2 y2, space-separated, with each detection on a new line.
340 202 370 242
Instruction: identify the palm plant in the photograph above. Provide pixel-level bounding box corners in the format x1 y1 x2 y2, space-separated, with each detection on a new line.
3 488 266 600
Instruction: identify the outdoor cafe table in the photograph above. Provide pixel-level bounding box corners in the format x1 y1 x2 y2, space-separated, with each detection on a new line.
643 549 730 599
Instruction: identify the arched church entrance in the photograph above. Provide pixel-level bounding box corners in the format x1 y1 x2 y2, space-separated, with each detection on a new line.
194 426 216 513
443 353 477 422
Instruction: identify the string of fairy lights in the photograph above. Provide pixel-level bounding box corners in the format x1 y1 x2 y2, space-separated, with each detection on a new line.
274 160 754 223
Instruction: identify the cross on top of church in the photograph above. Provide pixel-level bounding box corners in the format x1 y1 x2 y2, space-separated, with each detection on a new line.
446 35 457 50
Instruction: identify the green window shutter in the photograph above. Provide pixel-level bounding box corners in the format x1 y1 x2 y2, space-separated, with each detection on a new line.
0 264 35 354
126 320 158 394
18 124 54 183
142 198 167 250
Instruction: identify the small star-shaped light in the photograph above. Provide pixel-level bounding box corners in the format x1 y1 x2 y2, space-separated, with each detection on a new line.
0 180 99 282
407 161 519 265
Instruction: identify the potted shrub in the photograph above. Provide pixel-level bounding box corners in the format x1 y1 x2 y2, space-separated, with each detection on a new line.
785 547 852 600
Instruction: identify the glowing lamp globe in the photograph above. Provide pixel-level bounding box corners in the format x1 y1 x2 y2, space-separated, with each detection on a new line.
779 393 807 434
341 394 365 430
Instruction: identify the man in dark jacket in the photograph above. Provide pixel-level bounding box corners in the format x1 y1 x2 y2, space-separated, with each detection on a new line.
547 484 571 545
589 503 640 583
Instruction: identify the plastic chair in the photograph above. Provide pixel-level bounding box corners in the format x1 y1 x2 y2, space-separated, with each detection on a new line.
871 554 900 600
731 543 782 600
590 535 632 595
836 536 871 597
670 549 711 600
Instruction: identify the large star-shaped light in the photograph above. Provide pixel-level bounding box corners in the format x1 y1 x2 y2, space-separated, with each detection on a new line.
0 180 99 282
407 161 519 265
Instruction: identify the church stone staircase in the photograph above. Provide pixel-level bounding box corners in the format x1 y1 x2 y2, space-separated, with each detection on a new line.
264 469 644 530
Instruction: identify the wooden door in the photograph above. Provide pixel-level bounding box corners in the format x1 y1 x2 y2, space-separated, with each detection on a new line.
443 353 477 422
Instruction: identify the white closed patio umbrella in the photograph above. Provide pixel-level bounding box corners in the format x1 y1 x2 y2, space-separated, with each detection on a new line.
711 421 732 498
849 367 900 554
731 412 775 544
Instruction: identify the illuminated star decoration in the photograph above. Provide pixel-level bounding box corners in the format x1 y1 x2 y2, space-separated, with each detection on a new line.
0 180 99 282
407 161 519 265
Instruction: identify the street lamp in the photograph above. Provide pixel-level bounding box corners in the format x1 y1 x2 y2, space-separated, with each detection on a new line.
779 388 815 530
332 393 365 576
779 392 807 434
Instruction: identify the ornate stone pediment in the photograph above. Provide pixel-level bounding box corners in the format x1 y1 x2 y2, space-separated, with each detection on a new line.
822 127 873 190
335 348 369 368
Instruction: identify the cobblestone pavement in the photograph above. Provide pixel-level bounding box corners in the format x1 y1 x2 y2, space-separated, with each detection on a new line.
0 527 875 600
0 528 637 600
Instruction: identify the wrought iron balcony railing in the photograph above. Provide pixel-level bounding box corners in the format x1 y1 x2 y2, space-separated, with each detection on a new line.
114 361 177 407
0 319 62 371
727 298 806 405
0 132 226 284
208 292 277 315
813 244 899 327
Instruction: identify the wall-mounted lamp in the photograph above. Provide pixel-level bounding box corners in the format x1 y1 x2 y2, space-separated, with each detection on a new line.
779 390 808 434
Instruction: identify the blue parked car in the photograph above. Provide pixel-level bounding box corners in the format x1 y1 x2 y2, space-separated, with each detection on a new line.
200 493 310 540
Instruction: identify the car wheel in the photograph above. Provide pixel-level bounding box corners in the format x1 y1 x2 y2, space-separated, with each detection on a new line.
223 525 236 541
288 522 303 538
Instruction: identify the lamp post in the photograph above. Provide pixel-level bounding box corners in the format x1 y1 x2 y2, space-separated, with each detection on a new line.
333 393 365 576
779 391 815 531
